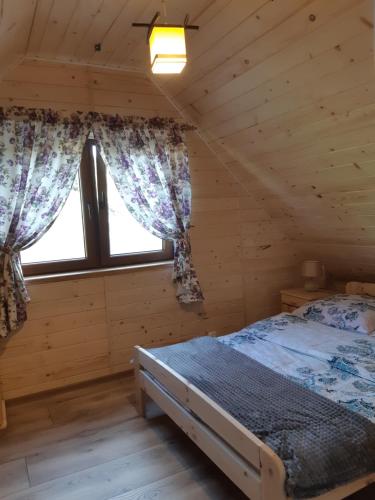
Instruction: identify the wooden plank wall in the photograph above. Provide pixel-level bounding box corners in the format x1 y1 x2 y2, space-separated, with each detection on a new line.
0 60 178 117
0 61 299 399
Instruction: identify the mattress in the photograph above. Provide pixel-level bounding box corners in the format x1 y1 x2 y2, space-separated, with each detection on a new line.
219 313 375 422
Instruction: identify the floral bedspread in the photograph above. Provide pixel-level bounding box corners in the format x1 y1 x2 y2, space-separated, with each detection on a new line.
219 313 375 422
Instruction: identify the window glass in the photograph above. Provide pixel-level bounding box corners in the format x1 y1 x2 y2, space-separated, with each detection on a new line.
21 140 172 276
21 173 86 264
106 171 163 256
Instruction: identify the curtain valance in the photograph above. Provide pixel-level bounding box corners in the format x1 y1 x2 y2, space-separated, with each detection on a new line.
0 106 195 132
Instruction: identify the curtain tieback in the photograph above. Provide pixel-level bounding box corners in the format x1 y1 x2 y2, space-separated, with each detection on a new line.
0 247 17 286
175 232 190 245
0 245 28 304
0 246 15 256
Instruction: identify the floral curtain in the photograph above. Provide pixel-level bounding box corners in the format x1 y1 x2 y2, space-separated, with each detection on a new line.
0 108 89 337
92 116 204 304
0 107 202 337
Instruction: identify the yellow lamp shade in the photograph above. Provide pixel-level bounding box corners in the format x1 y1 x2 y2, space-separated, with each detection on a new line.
149 26 187 74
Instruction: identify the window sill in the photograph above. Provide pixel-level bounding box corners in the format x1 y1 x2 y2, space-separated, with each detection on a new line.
24 260 174 284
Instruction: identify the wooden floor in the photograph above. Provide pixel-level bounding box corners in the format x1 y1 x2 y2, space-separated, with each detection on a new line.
1 375 374 500
0 375 246 500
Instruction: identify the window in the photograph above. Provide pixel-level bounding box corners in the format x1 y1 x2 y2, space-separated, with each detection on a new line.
21 140 173 276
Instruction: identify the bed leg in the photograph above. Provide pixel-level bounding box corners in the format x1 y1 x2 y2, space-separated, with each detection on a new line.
133 347 146 417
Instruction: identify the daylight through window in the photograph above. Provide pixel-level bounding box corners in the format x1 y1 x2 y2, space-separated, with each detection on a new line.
21 141 173 275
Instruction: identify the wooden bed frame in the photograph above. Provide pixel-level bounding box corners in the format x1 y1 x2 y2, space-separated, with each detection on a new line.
134 282 375 500
0 398 6 430
0 380 6 430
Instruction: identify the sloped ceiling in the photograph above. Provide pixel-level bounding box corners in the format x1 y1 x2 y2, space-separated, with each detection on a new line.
0 0 374 279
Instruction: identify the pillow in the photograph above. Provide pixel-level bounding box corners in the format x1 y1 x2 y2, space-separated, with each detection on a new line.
293 294 375 334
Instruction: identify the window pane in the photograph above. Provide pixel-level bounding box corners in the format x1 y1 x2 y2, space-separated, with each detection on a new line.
21 173 86 264
107 172 163 256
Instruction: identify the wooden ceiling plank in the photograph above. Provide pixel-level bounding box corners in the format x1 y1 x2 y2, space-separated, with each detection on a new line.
55 0 102 60
167 0 309 103
229 79 375 154
270 141 375 177
243 84 375 158
72 0 129 63
196 4 371 131
279 175 375 200
279 153 375 181
171 0 360 110
88 0 149 66
210 54 373 145
36 0 80 58
197 0 372 128
0 0 35 78
25 0 54 56
0 0 37 72
166 0 312 105
185 0 267 59
155 0 268 98
216 77 374 157
205 33 372 146
282 168 375 195
246 120 375 169
94 0 161 70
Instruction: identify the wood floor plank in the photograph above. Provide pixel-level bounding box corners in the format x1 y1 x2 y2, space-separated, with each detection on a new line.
4 402 53 437
0 403 136 465
3 440 205 500
2 372 375 500
0 376 247 499
47 383 136 426
110 465 247 500
0 381 136 465
44 376 134 406
0 459 29 497
26 416 180 486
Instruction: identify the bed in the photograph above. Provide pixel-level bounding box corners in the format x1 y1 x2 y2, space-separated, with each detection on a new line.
133 282 375 500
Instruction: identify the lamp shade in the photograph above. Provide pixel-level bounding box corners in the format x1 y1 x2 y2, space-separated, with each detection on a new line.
301 260 322 278
149 26 187 74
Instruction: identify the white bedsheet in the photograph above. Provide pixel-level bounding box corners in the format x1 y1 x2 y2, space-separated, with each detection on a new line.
219 313 375 422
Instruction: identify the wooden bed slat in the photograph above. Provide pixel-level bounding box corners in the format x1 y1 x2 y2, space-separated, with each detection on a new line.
140 371 262 500
0 380 6 430
136 346 287 500
0 398 6 430
137 347 267 471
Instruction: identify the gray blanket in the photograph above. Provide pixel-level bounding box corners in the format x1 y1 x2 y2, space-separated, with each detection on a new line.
149 337 375 498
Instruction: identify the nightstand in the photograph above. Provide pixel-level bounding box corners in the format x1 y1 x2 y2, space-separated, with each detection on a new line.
280 288 335 313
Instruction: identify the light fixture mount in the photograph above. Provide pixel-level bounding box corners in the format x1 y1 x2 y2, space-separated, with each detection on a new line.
132 12 199 74
132 12 199 43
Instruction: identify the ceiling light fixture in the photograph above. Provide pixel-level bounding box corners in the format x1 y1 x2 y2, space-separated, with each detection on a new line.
132 12 199 75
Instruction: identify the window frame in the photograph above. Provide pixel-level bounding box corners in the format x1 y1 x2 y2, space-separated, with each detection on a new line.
22 140 173 277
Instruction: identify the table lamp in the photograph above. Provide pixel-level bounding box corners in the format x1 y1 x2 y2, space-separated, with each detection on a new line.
302 260 324 291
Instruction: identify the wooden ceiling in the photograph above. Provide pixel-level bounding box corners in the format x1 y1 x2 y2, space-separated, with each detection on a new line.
1 0 375 279
0 0 223 72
